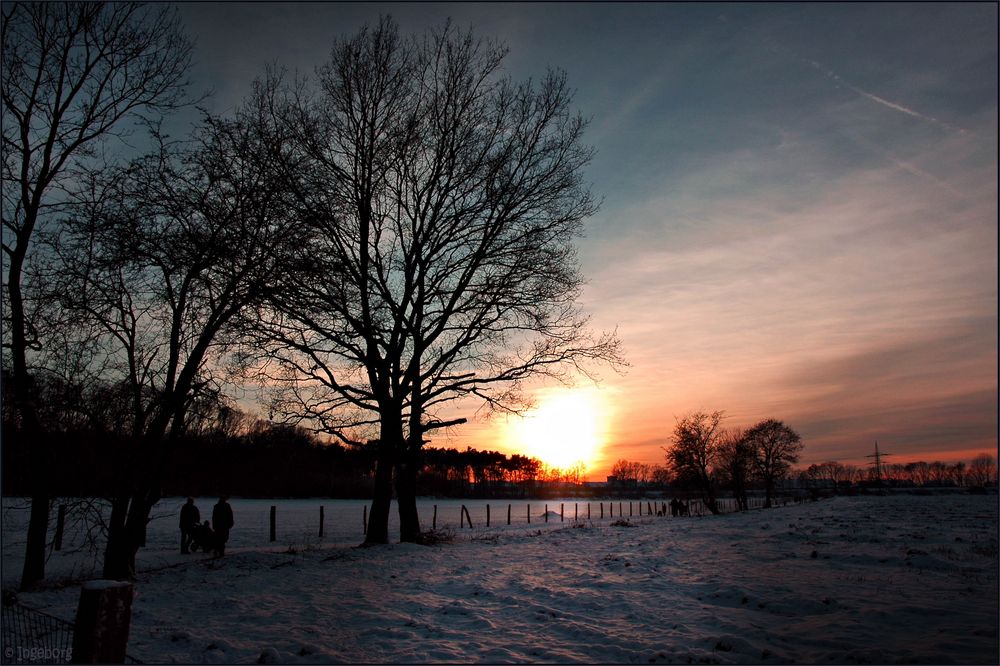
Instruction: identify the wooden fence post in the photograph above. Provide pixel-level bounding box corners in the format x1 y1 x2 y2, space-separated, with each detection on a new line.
575 503 578 522
588 503 591 520
487 504 491 528
544 504 549 523
619 502 623 517
72 580 133 664
600 502 604 519
363 505 368 535
269 506 276 542
461 505 472 529
319 506 324 538
507 504 511 525
527 504 531 524
433 504 438 530
629 502 633 517
54 504 67 551
560 503 564 522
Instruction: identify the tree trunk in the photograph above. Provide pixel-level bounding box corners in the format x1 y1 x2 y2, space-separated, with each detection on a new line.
10 207 51 590
700 473 720 515
104 436 174 578
20 491 50 589
364 443 393 545
19 425 50 588
396 446 421 543
102 496 132 580
397 384 423 542
364 411 400 545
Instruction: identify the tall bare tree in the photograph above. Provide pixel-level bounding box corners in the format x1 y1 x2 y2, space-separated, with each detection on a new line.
252 17 622 543
55 97 302 578
2 1 193 588
744 418 803 507
716 428 752 511
664 411 725 514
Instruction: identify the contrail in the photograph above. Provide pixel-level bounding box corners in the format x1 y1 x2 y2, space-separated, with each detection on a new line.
803 59 970 135
885 155 967 199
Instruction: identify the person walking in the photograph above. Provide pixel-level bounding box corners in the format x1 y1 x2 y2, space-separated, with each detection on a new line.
212 496 235 557
179 497 200 554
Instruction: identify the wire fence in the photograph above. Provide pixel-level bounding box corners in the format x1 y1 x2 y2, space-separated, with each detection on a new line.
441 494 807 532
1 594 142 665
1 599 73 665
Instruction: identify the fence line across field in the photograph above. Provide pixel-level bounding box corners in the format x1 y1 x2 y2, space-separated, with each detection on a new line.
260 495 803 541
3 495 805 558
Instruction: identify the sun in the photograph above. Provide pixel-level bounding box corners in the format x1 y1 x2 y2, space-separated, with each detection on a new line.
509 389 607 471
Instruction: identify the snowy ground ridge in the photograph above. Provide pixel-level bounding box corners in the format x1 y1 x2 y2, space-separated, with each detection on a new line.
6 495 999 664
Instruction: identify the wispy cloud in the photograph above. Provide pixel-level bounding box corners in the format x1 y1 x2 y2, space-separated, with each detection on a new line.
575 125 996 467
803 58 971 135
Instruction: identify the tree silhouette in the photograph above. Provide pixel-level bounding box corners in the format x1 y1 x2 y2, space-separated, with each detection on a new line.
664 411 724 514
54 101 303 578
716 428 752 510
251 17 622 543
967 453 997 487
744 418 802 507
2 1 193 588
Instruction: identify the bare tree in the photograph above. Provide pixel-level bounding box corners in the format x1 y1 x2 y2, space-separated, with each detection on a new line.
610 459 643 485
55 99 301 578
252 18 622 543
967 453 997 488
744 418 803 507
663 411 725 514
947 461 966 487
1 1 193 588
716 428 752 510
905 461 931 486
928 460 951 486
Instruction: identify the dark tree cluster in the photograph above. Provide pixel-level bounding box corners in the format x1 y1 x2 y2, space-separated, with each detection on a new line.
0 369 560 499
416 448 550 497
662 411 803 514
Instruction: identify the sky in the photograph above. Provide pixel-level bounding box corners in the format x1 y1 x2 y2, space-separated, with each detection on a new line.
177 3 998 477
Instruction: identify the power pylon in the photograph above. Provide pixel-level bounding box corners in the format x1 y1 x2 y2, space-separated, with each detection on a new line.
865 440 891 484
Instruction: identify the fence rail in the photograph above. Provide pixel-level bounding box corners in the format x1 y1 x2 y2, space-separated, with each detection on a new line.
443 495 804 531
253 495 809 542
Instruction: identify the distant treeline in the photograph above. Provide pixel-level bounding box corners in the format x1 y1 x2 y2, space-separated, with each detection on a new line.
2 404 582 498
799 457 998 489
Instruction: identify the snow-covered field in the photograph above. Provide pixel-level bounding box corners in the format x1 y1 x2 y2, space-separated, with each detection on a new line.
4 494 998 664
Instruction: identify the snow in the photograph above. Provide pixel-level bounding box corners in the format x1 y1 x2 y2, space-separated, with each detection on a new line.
80 580 131 591
4 494 998 664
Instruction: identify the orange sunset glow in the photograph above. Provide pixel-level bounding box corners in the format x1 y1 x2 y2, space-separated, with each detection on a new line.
504 388 611 471
170 3 996 481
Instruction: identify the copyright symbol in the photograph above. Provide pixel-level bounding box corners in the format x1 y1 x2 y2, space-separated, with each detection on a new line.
3 646 13 659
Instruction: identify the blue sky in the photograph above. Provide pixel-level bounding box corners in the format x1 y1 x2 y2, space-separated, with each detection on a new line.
178 3 997 474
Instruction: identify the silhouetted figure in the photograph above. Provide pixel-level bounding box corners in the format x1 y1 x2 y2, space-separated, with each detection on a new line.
669 499 679 517
190 521 215 553
212 497 234 557
179 497 200 554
